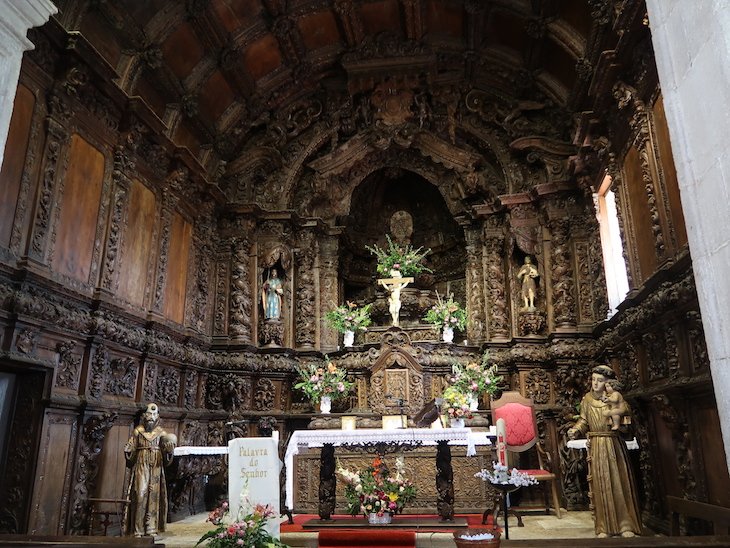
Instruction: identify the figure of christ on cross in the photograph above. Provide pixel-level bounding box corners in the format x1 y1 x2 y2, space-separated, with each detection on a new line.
378 273 414 327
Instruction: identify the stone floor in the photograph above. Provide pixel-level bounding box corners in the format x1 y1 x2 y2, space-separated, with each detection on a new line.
158 510 598 547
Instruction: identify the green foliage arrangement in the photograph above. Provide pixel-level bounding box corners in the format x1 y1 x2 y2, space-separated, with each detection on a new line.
336 456 417 517
424 293 467 330
293 357 353 403
325 302 372 333
196 498 288 548
366 234 432 277
449 354 503 398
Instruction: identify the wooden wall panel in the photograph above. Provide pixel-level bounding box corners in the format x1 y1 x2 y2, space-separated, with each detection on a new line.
118 179 156 306
695 404 730 506
0 84 35 249
28 414 74 535
652 95 688 249
163 212 191 324
95 424 131 503
651 409 682 499
51 135 104 283
624 145 657 284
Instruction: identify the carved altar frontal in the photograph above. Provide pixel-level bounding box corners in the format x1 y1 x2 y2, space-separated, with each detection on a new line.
293 445 495 514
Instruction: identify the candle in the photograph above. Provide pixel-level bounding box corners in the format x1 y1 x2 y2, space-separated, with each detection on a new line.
496 418 507 466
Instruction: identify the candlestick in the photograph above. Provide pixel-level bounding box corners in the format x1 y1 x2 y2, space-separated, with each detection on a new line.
496 417 507 466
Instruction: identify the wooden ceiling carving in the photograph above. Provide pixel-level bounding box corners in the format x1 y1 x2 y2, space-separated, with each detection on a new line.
50 0 633 221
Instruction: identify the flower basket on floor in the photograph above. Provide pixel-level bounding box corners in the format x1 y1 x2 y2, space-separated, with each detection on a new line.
336 456 416 519
453 526 501 548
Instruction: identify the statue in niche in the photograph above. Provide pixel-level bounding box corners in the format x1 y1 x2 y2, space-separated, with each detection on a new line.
123 403 177 537
262 267 284 320
517 256 539 311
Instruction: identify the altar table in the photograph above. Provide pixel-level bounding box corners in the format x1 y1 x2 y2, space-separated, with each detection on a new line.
284 427 491 522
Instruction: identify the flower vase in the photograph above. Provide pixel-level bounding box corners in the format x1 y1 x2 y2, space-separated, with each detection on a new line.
319 396 332 414
442 325 454 343
450 417 465 428
468 393 479 411
343 330 355 347
368 512 393 525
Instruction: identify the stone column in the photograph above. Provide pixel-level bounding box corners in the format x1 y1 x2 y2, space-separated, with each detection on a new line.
0 1 57 173
646 0 730 471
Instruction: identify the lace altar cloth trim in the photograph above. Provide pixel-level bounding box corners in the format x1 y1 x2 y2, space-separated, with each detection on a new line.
284 428 491 508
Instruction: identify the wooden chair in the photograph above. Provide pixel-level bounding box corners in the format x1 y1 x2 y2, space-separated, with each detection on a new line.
482 391 561 524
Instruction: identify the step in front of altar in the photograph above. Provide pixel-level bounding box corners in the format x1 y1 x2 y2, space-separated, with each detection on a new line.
303 516 469 529
292 444 495 515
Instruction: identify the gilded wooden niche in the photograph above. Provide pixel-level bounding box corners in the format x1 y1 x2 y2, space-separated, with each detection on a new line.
367 332 425 415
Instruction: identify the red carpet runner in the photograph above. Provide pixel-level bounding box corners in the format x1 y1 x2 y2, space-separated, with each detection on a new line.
282 514 492 547
318 530 416 547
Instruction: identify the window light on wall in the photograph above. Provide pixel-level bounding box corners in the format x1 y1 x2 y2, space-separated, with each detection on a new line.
595 173 629 318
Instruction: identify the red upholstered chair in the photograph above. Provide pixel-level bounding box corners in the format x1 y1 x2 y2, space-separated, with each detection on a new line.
486 391 561 521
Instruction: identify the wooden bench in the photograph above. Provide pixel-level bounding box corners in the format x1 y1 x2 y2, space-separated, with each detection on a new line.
0 535 163 547
667 496 730 536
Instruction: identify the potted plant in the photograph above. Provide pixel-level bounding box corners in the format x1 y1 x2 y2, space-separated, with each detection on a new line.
366 234 432 277
441 386 473 427
325 301 372 347
196 496 289 548
336 456 417 524
424 293 467 343
293 357 353 414
449 354 503 410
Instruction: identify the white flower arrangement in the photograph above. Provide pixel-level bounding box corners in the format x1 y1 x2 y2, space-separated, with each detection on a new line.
474 462 538 487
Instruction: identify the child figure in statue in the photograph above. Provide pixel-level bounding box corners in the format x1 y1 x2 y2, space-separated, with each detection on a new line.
601 379 628 431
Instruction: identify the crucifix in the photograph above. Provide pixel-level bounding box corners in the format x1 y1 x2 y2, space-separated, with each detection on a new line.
378 273 414 327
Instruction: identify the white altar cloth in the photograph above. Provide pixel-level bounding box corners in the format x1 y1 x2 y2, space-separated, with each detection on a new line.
284 427 491 509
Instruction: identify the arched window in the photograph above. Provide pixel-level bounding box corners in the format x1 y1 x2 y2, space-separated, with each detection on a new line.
595 174 629 318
